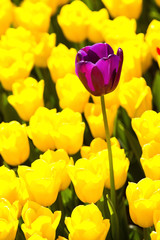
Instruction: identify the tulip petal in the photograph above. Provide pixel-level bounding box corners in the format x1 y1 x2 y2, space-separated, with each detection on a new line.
95 54 122 93
76 61 95 94
90 66 105 96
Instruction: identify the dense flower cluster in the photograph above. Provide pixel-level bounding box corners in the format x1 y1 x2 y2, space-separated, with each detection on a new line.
0 0 160 240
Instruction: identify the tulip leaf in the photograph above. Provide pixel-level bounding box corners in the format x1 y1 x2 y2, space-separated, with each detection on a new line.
152 70 160 112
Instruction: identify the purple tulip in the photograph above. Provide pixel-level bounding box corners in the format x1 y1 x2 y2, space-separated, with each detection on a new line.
75 43 123 96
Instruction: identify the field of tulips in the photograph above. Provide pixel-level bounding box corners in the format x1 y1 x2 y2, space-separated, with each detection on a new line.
1 0 160 239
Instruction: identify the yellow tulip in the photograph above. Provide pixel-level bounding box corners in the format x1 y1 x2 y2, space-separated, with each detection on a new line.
126 178 160 228
81 137 120 159
0 121 30 166
119 77 152 118
141 141 160 180
13 1 52 33
21 200 61 240
56 73 90 113
84 103 118 139
48 43 77 83
18 159 64 206
65 203 110 240
102 0 142 19
33 32 56 67
57 0 91 42
40 149 74 190
132 110 160 147
8 78 44 121
87 8 109 43
28 107 57 152
0 198 18 240
67 157 105 203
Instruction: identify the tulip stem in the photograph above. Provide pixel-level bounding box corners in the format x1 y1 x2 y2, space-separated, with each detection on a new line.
143 228 151 240
100 95 116 208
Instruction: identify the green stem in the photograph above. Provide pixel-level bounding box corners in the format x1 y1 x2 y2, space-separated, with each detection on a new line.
143 228 151 240
34 66 44 81
100 95 116 208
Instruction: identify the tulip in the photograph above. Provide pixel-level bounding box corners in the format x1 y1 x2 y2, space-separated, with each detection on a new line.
65 203 110 240
21 200 61 240
75 43 123 96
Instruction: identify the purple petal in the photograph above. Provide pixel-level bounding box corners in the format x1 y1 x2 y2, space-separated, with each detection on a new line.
76 61 96 94
90 66 105 96
89 43 114 59
94 53 123 93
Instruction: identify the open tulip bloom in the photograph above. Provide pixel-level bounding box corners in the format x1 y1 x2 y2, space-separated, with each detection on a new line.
75 43 123 96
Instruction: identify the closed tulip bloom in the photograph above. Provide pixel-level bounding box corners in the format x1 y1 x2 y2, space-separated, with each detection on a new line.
0 48 34 91
0 0 13 36
0 26 35 54
54 108 85 155
81 137 120 159
13 1 52 33
141 141 160 180
67 157 105 203
84 103 118 139
65 203 110 240
8 78 44 121
28 107 57 152
48 44 77 83
0 166 29 215
126 178 160 228
102 0 142 19
75 43 123 96
87 8 109 43
33 32 56 67
0 198 19 240
0 121 30 166
56 73 90 113
119 77 152 118
57 0 91 43
18 159 64 206
21 201 61 240
40 149 74 190
97 146 129 190
132 110 160 147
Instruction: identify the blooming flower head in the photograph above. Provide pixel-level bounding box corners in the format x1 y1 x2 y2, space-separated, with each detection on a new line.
87 8 109 43
0 198 19 240
13 1 52 33
67 157 105 203
0 165 29 215
21 200 61 239
119 77 152 118
57 0 91 42
84 103 118 138
8 77 44 121
40 149 73 190
126 178 160 228
140 141 160 180
0 121 30 166
65 203 110 240
18 159 64 206
56 73 90 113
48 43 77 83
75 43 123 96
102 0 142 19
28 107 57 152
132 110 160 147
